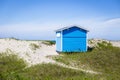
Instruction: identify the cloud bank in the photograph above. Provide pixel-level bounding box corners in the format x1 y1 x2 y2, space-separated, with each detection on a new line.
0 18 120 40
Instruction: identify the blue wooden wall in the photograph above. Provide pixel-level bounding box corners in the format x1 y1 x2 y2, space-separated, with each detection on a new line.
62 27 87 52
56 26 87 52
63 27 86 37
62 37 86 52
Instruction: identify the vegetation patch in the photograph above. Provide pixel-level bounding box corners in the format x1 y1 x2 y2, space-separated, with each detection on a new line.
42 40 55 45
18 64 101 80
53 41 120 80
30 43 40 50
0 53 101 80
0 53 26 80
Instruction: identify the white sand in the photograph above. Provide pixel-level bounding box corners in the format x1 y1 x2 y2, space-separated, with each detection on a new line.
0 38 58 66
88 39 120 48
110 41 120 48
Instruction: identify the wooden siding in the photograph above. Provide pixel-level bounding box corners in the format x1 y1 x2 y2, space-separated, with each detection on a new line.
63 27 86 38
63 37 87 52
56 26 88 52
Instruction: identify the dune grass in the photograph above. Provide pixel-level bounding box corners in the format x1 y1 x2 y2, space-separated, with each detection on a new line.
42 40 55 45
30 43 40 50
0 53 26 80
53 41 120 80
18 64 101 80
0 52 101 80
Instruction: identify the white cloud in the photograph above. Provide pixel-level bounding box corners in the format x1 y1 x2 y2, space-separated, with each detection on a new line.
104 18 120 24
62 17 120 40
0 18 120 40
85 18 120 40
0 22 62 40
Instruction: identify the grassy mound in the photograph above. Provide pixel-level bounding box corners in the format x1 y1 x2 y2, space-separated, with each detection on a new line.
53 41 120 80
0 52 100 80
0 53 26 80
18 64 100 80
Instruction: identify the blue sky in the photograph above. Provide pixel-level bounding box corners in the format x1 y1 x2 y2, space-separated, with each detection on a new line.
0 0 120 40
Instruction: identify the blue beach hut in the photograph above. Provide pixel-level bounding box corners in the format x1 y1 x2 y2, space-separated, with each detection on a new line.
55 26 89 52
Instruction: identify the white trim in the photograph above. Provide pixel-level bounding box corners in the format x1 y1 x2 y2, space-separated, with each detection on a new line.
56 33 61 37
55 37 57 51
61 31 63 51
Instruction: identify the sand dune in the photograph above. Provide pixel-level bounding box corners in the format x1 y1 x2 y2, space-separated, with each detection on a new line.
0 38 58 66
